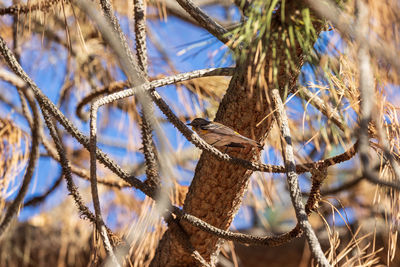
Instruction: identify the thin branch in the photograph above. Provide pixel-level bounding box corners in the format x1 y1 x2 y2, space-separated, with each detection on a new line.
24 173 64 207
134 0 148 75
271 89 330 267
41 106 121 246
306 168 328 212
41 105 95 223
0 90 40 238
133 0 160 187
320 176 363 196
140 112 161 187
76 80 128 120
173 206 302 246
170 219 212 267
89 102 120 265
75 69 232 121
159 0 235 29
175 0 230 44
298 86 347 132
98 0 144 83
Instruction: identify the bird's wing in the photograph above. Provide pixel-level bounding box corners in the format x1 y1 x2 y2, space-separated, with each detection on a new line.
201 122 238 136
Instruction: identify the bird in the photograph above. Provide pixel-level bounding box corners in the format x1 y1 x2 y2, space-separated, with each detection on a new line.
187 118 263 149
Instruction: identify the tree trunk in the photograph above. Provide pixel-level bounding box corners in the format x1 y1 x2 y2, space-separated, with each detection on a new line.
151 2 325 266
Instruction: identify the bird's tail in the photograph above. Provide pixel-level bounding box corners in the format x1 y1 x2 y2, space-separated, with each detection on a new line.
241 136 263 149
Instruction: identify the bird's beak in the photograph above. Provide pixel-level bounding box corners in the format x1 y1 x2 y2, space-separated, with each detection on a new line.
186 123 192 126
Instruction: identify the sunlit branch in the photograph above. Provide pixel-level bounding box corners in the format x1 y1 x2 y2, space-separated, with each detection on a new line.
175 0 230 45
89 99 120 265
272 89 330 267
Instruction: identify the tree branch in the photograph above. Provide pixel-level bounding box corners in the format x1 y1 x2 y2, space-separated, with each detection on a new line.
271 89 330 267
0 90 40 238
175 0 230 44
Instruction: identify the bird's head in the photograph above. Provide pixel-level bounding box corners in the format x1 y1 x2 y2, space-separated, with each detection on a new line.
187 118 210 130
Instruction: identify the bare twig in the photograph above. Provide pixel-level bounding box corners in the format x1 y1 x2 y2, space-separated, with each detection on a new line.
173 206 302 246
98 0 143 82
134 0 148 75
140 112 161 187
175 0 230 44
171 219 212 267
24 173 64 207
298 86 347 132
320 176 363 196
75 80 128 120
271 89 330 267
134 0 160 187
41 106 93 223
0 90 40 238
89 101 120 265
306 168 328 213
42 105 121 245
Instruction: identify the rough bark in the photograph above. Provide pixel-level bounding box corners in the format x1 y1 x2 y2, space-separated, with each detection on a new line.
151 2 325 266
